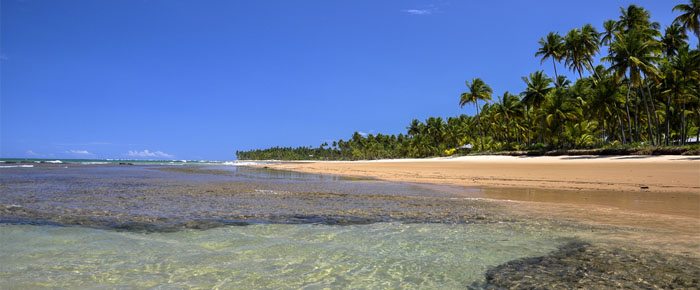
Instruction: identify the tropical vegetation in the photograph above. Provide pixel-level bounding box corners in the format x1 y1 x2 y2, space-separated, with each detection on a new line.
237 1 700 161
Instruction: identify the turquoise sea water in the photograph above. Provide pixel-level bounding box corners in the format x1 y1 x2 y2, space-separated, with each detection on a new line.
0 163 580 288
0 222 572 289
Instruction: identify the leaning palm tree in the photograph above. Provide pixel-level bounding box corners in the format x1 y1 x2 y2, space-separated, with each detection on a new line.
673 0 700 41
581 24 601 76
459 78 493 149
535 32 565 79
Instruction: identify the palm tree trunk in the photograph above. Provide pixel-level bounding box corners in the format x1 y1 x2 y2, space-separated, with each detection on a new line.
475 102 483 150
624 80 634 143
644 83 662 145
618 114 626 145
681 102 687 145
634 95 641 143
666 94 671 146
639 87 656 145
552 59 559 80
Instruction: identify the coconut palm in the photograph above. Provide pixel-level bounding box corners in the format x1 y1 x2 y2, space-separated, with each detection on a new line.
601 20 618 46
581 24 601 74
661 24 689 57
521 71 553 144
543 90 581 145
673 0 700 41
604 30 662 144
459 78 493 149
618 5 661 36
563 25 599 79
536 32 565 79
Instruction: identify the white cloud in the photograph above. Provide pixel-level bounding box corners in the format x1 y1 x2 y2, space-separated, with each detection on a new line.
53 141 112 146
26 150 38 156
66 149 93 155
402 9 433 15
358 131 369 137
127 149 174 158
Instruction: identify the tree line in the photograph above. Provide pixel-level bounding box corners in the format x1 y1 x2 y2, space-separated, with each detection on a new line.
237 1 700 161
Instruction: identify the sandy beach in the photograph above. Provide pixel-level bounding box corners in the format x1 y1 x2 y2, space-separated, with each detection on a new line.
259 155 700 193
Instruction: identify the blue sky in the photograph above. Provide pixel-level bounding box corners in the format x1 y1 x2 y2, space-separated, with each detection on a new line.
0 0 686 160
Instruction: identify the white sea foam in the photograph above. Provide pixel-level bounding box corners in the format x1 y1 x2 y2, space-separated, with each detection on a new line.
222 161 265 166
80 162 110 165
0 165 34 168
45 160 63 164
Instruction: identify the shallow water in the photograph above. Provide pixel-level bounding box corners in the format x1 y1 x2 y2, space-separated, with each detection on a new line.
1 163 698 288
0 222 571 288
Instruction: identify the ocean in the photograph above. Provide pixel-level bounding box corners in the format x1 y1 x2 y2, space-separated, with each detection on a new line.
0 161 697 288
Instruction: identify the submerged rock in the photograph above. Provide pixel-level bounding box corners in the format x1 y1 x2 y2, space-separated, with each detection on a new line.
472 241 700 289
0 165 505 232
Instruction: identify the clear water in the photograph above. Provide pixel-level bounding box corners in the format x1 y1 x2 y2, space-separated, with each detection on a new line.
0 222 572 288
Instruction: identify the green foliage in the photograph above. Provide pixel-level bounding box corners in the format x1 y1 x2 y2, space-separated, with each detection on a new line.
237 1 700 160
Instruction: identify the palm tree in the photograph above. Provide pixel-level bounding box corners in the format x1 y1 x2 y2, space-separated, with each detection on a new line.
604 30 662 144
543 90 581 146
460 78 493 149
601 20 618 46
662 24 689 58
563 25 599 79
521 71 553 144
535 32 565 79
673 0 700 41
618 5 661 36
564 28 586 79
554 75 571 89
493 92 523 144
581 24 601 77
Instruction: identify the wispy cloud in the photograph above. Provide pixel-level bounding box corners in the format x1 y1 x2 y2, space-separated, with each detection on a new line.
53 141 112 146
26 150 38 156
358 131 369 137
66 149 94 155
127 149 174 159
402 8 433 15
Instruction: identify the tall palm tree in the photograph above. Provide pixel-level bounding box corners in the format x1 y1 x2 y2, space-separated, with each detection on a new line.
673 0 700 41
493 92 523 144
521 71 554 144
581 24 601 77
535 32 565 79
618 5 661 36
604 30 662 144
564 28 586 79
459 78 493 149
601 20 618 46
661 24 689 57
563 25 599 79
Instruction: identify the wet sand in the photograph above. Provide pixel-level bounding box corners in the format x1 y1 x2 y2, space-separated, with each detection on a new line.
256 156 700 255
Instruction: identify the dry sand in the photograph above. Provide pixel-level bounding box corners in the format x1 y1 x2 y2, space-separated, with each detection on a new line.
260 155 700 193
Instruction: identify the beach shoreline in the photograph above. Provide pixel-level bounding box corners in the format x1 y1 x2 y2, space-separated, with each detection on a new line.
251 155 700 254
250 155 700 193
